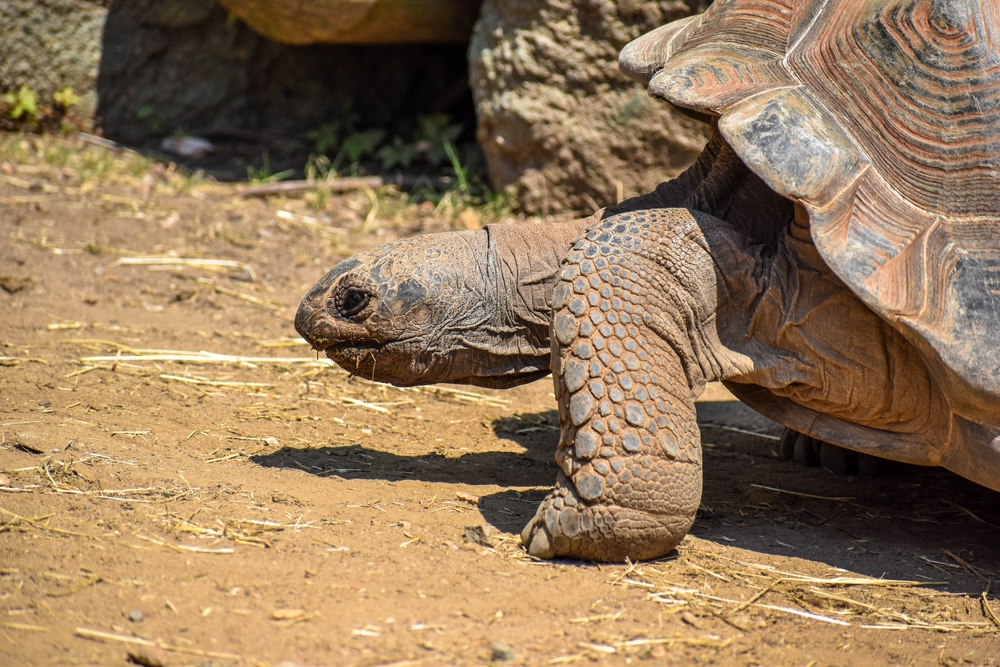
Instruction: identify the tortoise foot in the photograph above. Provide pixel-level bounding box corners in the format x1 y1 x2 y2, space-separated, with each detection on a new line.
780 428 894 478
793 432 822 467
520 474 693 562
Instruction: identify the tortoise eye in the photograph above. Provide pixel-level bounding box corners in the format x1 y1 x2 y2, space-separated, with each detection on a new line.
339 287 370 318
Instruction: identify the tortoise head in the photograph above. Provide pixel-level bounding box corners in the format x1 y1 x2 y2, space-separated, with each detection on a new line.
294 228 558 388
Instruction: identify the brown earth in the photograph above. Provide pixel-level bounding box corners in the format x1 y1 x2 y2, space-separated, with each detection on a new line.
1 134 999 667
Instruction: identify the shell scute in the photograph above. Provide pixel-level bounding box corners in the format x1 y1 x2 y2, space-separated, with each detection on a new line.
648 45 793 113
682 0 795 57
618 16 701 85
623 0 1000 409
787 1 1000 217
717 86 867 208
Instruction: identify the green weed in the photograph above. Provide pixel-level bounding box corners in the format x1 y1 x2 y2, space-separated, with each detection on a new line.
415 114 463 167
3 86 38 122
337 130 384 170
377 137 418 170
53 87 80 110
247 153 294 184
307 121 342 155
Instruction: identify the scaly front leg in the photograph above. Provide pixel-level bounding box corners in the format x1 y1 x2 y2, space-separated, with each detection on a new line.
522 209 733 562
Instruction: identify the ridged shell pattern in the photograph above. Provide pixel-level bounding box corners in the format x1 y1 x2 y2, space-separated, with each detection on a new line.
620 0 1000 412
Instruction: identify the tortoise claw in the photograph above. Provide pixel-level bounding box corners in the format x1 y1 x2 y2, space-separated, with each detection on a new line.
522 519 555 559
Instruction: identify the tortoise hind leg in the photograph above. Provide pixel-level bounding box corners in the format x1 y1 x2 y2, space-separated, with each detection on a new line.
779 427 895 478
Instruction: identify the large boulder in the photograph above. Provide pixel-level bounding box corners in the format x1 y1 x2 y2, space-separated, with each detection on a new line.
0 0 107 130
216 0 481 44
470 0 711 214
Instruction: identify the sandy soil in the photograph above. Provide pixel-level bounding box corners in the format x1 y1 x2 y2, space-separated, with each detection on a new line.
1 135 999 667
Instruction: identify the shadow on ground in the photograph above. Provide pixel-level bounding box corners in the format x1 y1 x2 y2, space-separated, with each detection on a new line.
253 401 1000 597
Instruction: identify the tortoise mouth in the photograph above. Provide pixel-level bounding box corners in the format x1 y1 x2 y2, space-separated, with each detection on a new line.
323 339 383 361
322 339 550 389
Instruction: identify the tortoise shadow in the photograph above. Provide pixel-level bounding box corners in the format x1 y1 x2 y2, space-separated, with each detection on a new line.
251 442 558 488
252 401 1000 596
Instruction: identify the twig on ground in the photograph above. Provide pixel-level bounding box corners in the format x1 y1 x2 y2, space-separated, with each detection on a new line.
750 484 854 502
75 627 241 660
116 256 257 281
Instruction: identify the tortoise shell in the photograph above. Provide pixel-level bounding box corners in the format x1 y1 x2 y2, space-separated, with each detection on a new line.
620 0 1000 431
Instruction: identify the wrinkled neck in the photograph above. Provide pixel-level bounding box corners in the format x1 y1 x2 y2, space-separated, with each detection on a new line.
484 220 592 352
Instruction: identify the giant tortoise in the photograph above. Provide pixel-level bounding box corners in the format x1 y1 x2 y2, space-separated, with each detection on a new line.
295 0 1000 562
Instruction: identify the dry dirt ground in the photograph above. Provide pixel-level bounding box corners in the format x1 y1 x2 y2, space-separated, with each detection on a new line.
1 135 999 667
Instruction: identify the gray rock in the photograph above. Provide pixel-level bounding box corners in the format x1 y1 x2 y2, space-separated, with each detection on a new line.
470 0 711 214
489 641 516 661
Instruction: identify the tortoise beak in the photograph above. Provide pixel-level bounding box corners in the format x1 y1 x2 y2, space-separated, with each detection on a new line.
294 284 330 350
295 277 382 362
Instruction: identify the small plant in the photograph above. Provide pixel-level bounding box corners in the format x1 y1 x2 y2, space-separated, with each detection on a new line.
377 137 419 170
247 153 294 184
415 114 463 166
443 138 469 193
481 185 515 220
307 121 342 155
52 87 80 110
137 105 166 133
304 155 335 211
420 137 513 228
304 154 334 182
308 104 385 173
337 129 384 169
3 85 38 123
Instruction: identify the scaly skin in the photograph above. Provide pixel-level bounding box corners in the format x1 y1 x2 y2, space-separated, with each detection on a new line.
521 209 713 560
295 138 950 560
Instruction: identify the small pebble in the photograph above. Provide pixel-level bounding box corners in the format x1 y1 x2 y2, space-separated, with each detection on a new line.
0 474 9 487
127 644 168 667
490 642 516 662
14 433 44 454
128 610 144 623
680 610 701 628
36 399 52 408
